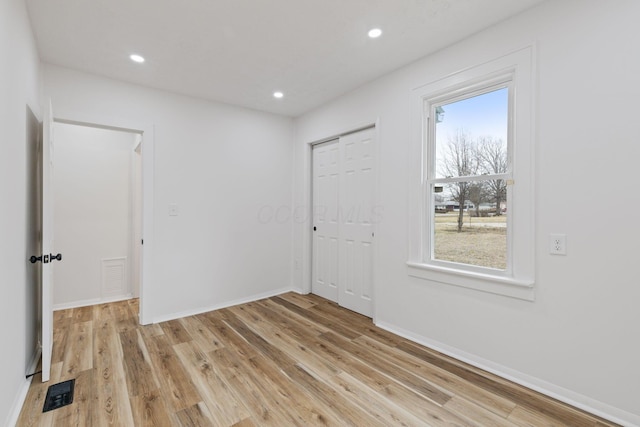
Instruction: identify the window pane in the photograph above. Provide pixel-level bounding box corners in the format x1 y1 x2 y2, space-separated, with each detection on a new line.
435 88 508 179
433 180 507 270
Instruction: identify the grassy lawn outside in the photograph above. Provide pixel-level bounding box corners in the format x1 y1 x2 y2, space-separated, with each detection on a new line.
433 212 507 270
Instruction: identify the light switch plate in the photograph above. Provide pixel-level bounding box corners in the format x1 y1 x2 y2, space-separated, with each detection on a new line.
168 203 178 216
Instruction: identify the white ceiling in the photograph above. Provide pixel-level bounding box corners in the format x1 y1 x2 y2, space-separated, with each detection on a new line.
26 0 545 117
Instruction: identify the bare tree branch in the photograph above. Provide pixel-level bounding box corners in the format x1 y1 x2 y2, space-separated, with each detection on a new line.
477 136 507 215
439 129 479 231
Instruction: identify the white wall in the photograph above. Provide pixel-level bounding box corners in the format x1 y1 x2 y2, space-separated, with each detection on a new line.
53 123 138 307
44 65 295 323
0 0 42 424
293 0 640 424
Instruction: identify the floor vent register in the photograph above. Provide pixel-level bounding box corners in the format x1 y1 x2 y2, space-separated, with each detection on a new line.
42 379 75 412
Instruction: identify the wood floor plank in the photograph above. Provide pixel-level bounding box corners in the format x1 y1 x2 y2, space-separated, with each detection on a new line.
326 370 430 426
173 340 250 426
53 307 71 323
212 310 347 425
93 302 113 321
210 347 301 426
15 379 47 427
444 396 517 427
178 315 223 352
159 319 193 346
15 362 63 427
354 334 517 417
257 298 330 339
271 321 398 392
139 322 165 339
283 363 384 426
111 300 139 333
252 301 400 398
397 339 606 425
320 331 453 406
231 418 257 427
231 302 342 379
308 295 403 347
251 301 405 397
119 328 160 397
276 291 318 309
144 334 202 412
129 390 175 427
174 402 216 427
245 353 347 426
127 298 140 316
197 311 257 359
18 295 619 427
52 368 93 426
71 305 93 323
51 316 71 364
261 298 330 335
377 380 472 426
60 320 93 378
271 295 361 339
92 316 135 426
508 405 569 427
220 307 297 368
224 309 378 425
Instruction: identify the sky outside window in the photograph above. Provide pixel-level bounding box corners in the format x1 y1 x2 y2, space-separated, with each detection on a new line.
435 87 508 179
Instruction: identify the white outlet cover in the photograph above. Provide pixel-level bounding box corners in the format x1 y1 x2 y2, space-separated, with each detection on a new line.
169 203 179 216
549 233 566 255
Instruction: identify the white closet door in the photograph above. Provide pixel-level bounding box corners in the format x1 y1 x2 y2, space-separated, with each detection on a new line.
311 139 340 302
338 128 375 317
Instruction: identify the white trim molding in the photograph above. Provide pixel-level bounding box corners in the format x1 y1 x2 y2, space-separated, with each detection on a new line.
53 294 134 312
52 111 154 325
5 347 41 427
150 286 295 324
408 46 536 299
376 320 640 427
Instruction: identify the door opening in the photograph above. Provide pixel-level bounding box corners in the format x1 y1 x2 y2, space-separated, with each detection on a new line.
52 122 143 310
36 104 153 382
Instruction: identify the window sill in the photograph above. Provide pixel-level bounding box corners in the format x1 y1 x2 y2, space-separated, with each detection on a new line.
407 261 535 301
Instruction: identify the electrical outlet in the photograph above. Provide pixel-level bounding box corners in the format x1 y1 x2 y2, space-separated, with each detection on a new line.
168 203 179 216
550 234 566 255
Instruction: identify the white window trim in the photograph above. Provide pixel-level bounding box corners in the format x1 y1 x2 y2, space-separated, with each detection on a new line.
408 46 536 301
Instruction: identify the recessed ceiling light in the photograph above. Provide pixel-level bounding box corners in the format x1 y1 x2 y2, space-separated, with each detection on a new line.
130 54 145 63
273 91 284 99
368 28 382 38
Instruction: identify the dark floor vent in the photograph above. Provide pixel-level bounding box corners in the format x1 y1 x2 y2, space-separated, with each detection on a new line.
42 379 75 412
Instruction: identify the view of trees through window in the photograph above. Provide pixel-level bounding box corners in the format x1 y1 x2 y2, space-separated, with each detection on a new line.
431 87 509 270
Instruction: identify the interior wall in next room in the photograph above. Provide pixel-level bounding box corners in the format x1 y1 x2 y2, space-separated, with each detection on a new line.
52 122 139 308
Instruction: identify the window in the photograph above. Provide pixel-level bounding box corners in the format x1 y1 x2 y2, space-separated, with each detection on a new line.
408 47 535 300
431 86 509 270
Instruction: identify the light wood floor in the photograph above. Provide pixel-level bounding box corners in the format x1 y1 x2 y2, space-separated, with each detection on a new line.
18 293 617 426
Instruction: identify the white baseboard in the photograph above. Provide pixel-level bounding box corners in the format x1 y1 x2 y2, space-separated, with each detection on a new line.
150 286 295 324
26 347 41 379
375 321 639 427
53 293 133 311
5 347 41 427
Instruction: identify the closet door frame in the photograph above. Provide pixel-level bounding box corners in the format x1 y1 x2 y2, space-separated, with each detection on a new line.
306 122 379 319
